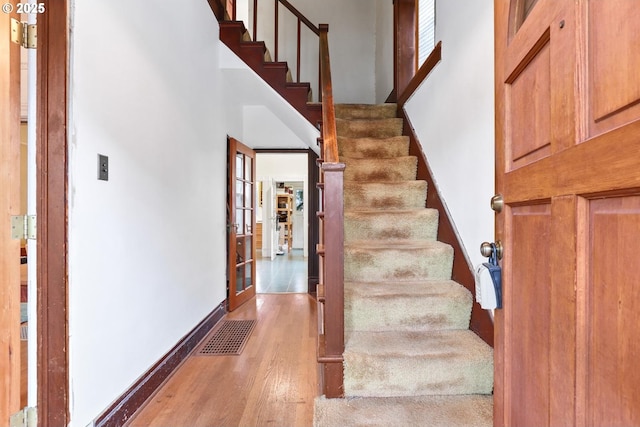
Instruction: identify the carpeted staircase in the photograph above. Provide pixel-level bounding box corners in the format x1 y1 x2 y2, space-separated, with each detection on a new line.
314 104 493 427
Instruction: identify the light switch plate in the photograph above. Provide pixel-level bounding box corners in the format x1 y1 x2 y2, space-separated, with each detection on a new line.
98 154 108 181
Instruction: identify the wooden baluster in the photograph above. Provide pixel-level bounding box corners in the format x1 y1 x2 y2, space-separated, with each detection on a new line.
274 0 279 61
252 0 257 40
296 19 301 83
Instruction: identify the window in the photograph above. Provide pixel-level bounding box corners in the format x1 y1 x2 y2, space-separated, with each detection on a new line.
418 0 436 66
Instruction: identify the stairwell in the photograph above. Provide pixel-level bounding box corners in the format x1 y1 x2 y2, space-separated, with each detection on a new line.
213 8 494 422
314 104 494 427
218 20 322 126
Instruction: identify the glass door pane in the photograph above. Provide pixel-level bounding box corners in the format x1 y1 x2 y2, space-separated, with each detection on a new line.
510 0 541 35
235 263 244 292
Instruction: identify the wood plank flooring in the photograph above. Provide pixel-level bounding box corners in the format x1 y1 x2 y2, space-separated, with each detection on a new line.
128 293 318 427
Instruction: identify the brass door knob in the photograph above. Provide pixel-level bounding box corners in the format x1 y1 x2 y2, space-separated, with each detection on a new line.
480 241 503 260
491 194 504 213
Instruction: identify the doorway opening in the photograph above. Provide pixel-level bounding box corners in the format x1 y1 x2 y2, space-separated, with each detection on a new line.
255 153 309 294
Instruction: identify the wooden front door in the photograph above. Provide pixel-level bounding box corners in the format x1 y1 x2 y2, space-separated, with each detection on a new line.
0 6 23 422
228 138 257 311
495 0 640 426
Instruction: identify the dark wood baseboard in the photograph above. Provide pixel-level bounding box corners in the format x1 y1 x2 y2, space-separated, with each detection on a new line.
95 301 227 427
400 109 494 347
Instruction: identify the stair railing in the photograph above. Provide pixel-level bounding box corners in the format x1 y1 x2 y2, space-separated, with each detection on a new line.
211 0 321 101
262 0 320 83
316 24 345 398
267 0 320 98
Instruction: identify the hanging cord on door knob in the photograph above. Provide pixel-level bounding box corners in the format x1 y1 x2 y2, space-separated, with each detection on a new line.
476 241 503 310
480 240 503 260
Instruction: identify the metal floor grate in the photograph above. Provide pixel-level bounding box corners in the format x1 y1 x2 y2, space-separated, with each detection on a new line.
197 319 256 356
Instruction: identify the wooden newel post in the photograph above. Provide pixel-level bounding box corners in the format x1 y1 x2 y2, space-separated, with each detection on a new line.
320 162 345 397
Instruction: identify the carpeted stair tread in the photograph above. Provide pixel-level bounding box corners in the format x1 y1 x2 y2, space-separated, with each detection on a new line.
337 118 404 138
313 394 493 427
342 156 418 182
344 181 427 210
345 280 472 332
335 103 398 120
344 209 438 242
344 241 453 281
343 330 494 397
338 135 410 158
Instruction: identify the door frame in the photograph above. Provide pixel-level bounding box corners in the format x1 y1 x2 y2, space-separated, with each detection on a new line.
0 2 68 424
36 2 69 424
0 4 22 421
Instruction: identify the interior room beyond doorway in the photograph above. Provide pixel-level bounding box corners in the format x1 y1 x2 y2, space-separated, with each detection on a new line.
255 153 309 294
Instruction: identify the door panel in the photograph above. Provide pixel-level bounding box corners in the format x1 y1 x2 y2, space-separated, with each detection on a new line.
496 0 640 425
586 196 640 427
588 2 640 135
228 138 256 311
507 40 551 169
504 204 551 426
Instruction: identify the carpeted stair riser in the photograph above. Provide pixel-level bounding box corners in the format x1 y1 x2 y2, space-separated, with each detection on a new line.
344 181 427 210
344 243 453 282
345 280 472 332
338 136 410 158
342 156 418 182
335 103 398 120
337 118 404 138
343 330 494 397
314 395 492 427
344 209 438 242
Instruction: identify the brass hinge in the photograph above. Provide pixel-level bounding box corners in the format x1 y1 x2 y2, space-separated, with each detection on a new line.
11 215 37 240
10 18 37 49
10 406 37 427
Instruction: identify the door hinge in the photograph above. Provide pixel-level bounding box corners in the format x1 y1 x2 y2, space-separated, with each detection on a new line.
10 18 37 49
11 215 37 240
10 407 37 427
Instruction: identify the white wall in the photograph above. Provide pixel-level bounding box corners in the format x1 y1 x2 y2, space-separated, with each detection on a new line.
404 0 495 269
375 0 394 103
68 1 227 425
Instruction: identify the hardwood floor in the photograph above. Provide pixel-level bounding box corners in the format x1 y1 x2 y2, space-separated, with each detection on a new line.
128 293 319 427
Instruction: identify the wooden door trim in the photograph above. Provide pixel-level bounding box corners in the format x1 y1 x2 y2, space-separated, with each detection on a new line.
254 148 318 294
393 0 417 101
494 1 508 424
0 4 22 422
37 2 69 425
307 150 319 293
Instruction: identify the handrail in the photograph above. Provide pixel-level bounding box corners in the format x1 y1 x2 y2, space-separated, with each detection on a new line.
319 25 338 163
397 41 442 109
278 0 319 35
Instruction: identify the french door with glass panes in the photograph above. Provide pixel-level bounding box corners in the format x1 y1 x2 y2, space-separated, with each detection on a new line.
227 137 256 311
